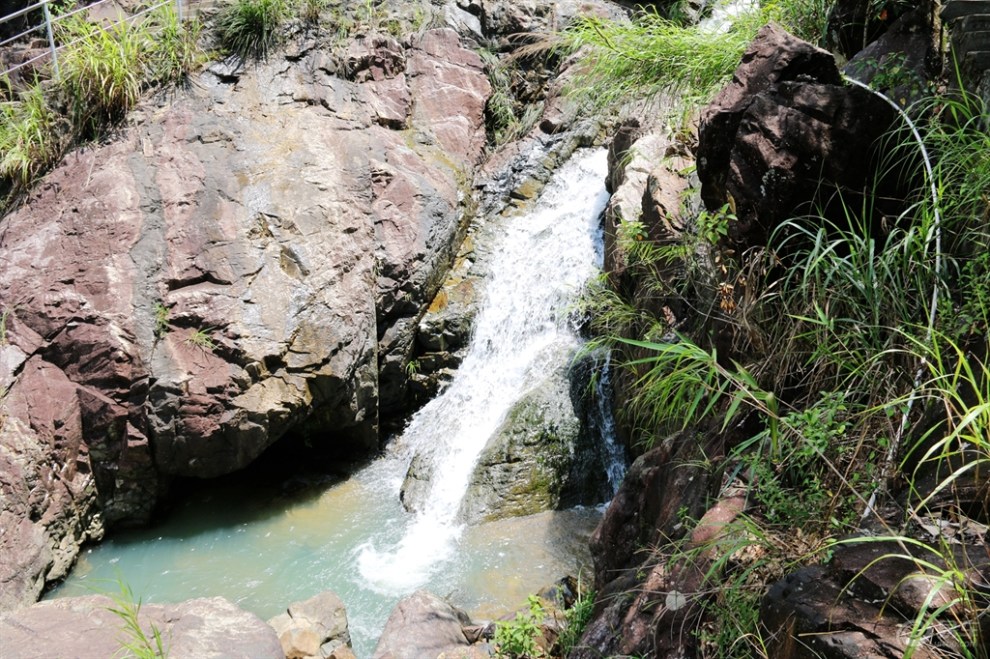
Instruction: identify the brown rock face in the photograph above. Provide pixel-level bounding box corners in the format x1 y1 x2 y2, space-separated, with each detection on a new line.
697 24 896 249
0 27 489 611
0 594 284 658
575 430 728 659
371 590 476 659
761 541 990 658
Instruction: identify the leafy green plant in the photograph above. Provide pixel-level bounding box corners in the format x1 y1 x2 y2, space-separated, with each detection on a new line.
494 595 545 658
105 580 168 658
696 203 732 245
214 0 290 60
742 392 853 530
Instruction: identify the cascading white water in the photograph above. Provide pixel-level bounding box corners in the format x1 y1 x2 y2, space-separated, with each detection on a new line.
50 148 622 656
357 149 613 593
594 351 626 494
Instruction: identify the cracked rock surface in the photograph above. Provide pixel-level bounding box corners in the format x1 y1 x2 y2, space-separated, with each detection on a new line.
0 26 489 611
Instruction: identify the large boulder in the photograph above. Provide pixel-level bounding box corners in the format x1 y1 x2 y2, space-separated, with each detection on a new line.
0 595 283 658
268 590 351 659
457 352 613 522
0 26 490 610
371 590 487 659
697 24 897 249
761 540 990 658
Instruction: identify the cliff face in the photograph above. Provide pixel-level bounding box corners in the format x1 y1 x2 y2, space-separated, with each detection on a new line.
0 0 632 615
577 8 990 659
0 23 490 611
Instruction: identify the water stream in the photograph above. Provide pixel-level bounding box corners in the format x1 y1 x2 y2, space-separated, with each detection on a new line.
49 148 620 656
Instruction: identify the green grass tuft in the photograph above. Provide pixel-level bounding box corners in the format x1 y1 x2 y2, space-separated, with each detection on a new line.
214 0 291 60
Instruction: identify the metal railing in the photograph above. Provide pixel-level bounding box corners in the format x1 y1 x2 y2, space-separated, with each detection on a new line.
1 0 190 79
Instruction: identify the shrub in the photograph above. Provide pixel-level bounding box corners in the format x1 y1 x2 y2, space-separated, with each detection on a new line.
214 0 291 60
494 595 545 658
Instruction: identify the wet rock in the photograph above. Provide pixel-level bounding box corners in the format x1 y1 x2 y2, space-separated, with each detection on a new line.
697 24 897 249
371 590 476 659
268 590 351 659
457 350 612 523
416 266 478 354
0 595 283 658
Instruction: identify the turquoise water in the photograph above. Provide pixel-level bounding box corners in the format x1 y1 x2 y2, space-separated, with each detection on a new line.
48 149 615 657
49 460 601 656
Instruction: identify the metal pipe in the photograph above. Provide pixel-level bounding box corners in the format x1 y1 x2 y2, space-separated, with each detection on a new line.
42 0 58 77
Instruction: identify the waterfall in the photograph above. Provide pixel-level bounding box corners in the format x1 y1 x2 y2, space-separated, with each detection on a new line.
594 351 626 495
357 149 612 593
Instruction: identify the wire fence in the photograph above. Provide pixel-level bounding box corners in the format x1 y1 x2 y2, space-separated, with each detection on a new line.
0 0 194 79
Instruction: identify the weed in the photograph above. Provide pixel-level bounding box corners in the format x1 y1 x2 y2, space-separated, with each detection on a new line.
214 0 290 60
0 86 66 186
145 3 207 86
298 0 327 24
494 595 545 658
153 303 169 338
556 582 595 656
56 15 145 130
0 307 10 345
185 327 216 351
105 580 168 658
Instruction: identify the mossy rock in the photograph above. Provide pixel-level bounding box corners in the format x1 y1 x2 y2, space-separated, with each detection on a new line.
458 348 611 523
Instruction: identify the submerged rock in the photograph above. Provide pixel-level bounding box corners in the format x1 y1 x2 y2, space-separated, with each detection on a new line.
400 347 613 521
0 595 283 659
